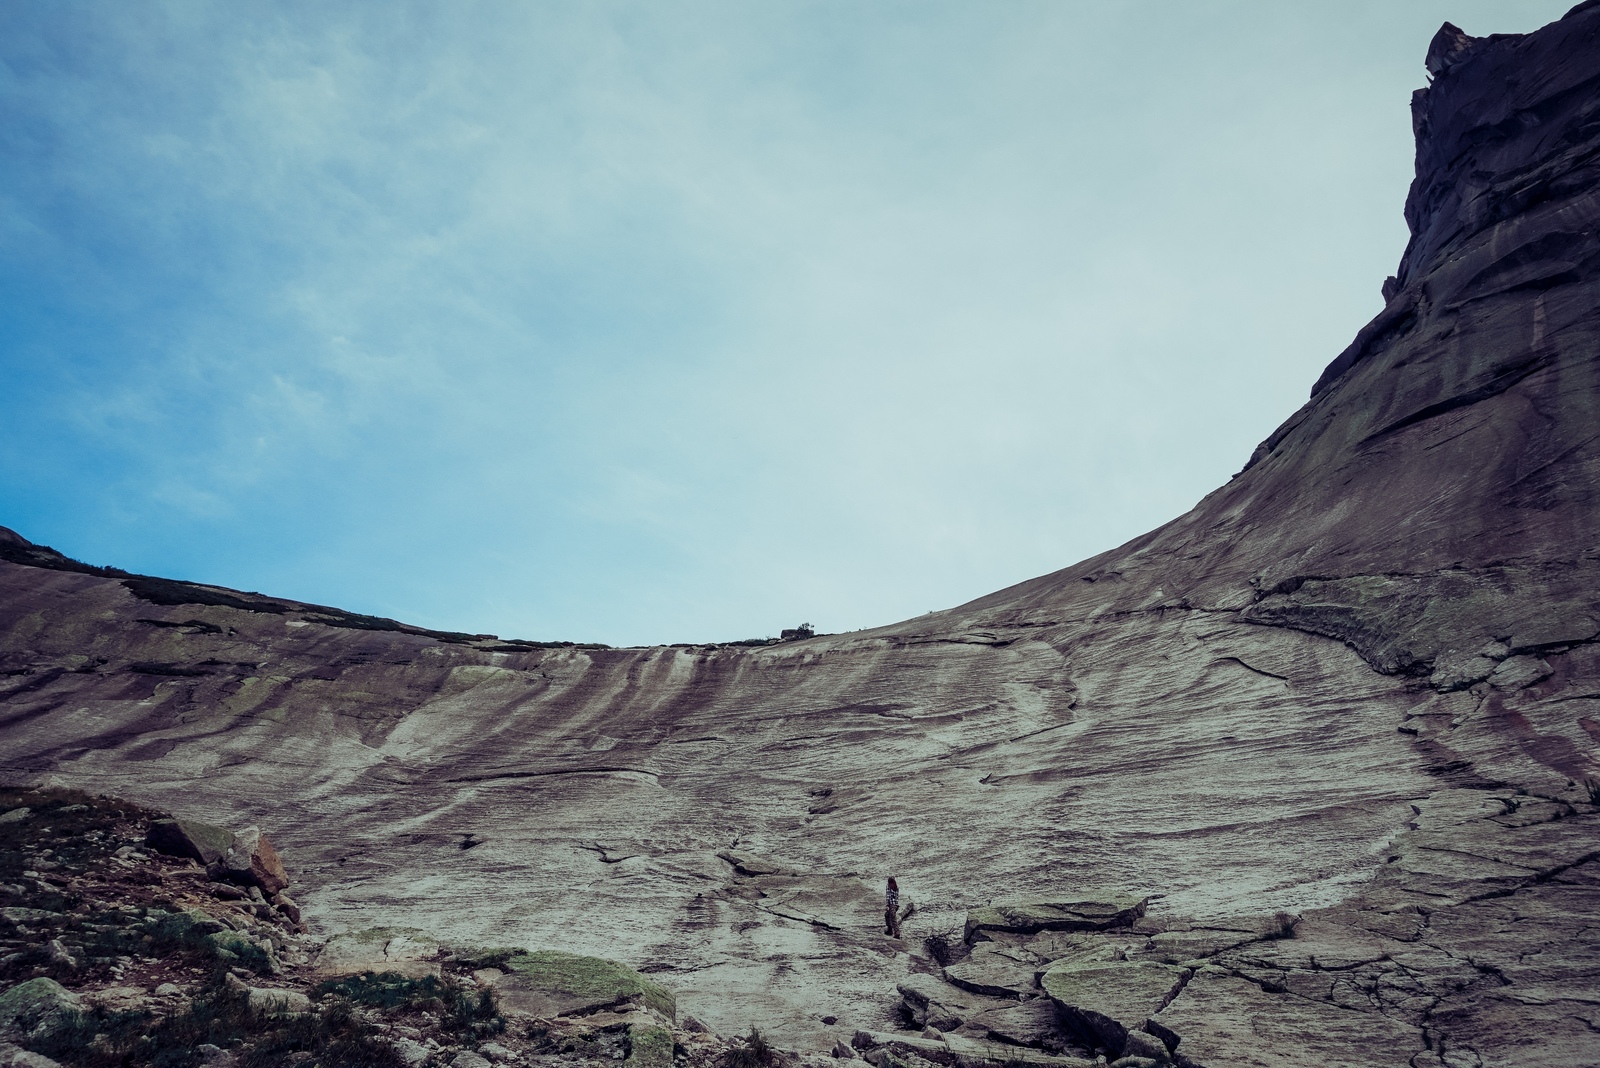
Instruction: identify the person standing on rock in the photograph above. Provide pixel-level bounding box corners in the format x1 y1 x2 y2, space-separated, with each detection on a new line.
885 877 902 939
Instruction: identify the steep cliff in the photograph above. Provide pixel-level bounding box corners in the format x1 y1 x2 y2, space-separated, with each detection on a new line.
2 8 1597 1067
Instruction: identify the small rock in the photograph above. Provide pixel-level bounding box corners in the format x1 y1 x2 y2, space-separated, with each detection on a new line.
851 1031 879 1051
390 1038 430 1068
45 939 78 970
155 983 183 997
450 1053 492 1068
224 972 250 995
0 808 31 826
680 1015 709 1034
272 891 302 924
831 1041 855 1060
479 1042 517 1062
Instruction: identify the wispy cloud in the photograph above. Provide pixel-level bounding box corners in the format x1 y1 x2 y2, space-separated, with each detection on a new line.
0 0 1575 644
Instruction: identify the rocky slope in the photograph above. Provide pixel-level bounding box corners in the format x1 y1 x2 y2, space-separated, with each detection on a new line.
2 7 1599 1067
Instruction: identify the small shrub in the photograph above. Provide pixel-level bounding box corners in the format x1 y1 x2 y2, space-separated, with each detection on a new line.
923 932 956 966
1584 777 1600 805
724 1028 777 1068
1265 911 1300 940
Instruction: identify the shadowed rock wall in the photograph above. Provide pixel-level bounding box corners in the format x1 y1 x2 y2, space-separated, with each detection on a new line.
2 8 1598 1066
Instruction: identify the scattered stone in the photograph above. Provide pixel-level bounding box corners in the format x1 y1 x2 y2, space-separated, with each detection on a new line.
272 891 302 923
478 1041 517 1061
154 983 183 997
450 1052 492 1068
0 907 61 924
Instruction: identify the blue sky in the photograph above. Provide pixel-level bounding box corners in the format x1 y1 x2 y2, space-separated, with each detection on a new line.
0 1 1575 646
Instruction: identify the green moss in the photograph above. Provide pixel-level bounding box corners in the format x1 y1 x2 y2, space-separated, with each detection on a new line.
451 945 523 970
504 951 676 1021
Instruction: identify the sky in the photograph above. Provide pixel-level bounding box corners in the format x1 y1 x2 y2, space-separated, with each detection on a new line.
0 1 1578 647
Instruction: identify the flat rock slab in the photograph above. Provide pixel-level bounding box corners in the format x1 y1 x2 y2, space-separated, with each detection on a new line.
965 897 1147 942
855 1029 1096 1068
315 927 441 978
899 973 1011 1030
1149 969 1421 1067
1040 960 1188 1054
944 942 1046 998
959 998 1064 1048
1136 928 1257 965
496 951 675 1021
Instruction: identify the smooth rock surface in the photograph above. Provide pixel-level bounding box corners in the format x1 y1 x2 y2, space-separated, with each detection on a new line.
1 7 1598 1063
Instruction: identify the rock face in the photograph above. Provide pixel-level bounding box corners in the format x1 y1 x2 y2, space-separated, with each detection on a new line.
2 8 1599 1065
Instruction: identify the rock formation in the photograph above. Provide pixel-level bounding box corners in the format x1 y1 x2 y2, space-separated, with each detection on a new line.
2 7 1598 1066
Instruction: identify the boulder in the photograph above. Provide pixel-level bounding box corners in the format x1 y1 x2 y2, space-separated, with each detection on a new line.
222 826 289 895
496 951 675 1021
246 987 311 1017
965 897 1147 943
390 1038 430 1068
0 1045 65 1068
0 978 83 1038
145 818 235 866
1039 961 1187 1056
